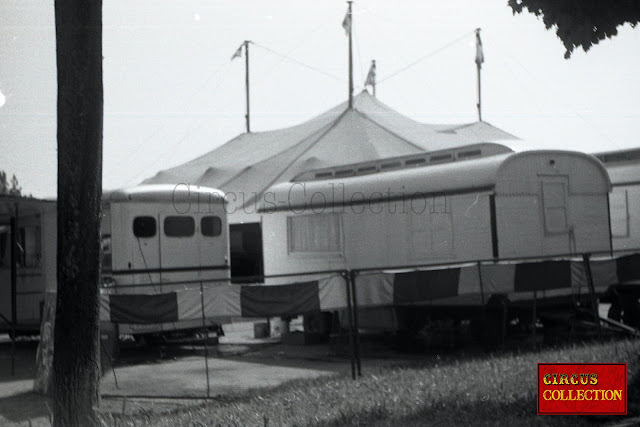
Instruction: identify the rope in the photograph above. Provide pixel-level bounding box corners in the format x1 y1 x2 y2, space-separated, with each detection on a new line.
378 30 474 84
126 119 209 185
252 42 345 83
499 48 618 148
120 61 232 164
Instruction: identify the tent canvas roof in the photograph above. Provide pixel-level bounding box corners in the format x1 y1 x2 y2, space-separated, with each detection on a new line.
143 90 518 210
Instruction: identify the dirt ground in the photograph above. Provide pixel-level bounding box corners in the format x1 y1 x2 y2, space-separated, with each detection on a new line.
0 322 378 426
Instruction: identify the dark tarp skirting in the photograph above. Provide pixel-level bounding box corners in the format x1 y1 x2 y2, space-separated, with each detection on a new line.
514 261 571 292
109 293 179 324
616 254 640 283
393 268 460 304
240 281 320 317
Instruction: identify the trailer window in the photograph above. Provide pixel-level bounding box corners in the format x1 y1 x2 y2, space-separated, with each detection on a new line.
288 214 342 254
201 216 222 237
0 225 41 269
133 216 156 238
164 216 195 237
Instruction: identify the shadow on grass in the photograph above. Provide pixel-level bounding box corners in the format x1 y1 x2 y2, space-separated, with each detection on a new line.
0 391 50 424
0 341 38 383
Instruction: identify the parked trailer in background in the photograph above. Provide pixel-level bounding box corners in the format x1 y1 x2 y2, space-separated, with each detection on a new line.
259 149 613 333
596 148 640 255
100 184 231 337
0 185 232 339
596 148 640 328
0 196 56 335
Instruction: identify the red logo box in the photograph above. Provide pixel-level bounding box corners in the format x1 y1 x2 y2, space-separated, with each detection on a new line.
537 363 627 415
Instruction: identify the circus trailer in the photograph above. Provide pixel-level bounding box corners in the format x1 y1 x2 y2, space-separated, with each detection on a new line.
258 148 612 332
0 196 56 335
596 147 640 255
595 147 640 327
99 184 231 337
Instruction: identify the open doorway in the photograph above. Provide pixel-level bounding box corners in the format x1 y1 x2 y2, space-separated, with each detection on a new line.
229 223 264 283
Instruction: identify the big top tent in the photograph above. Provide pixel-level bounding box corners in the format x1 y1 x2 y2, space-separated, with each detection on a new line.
144 90 518 220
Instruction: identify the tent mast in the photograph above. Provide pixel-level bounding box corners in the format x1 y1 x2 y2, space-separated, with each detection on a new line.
372 63 376 98
347 1 353 109
244 40 251 133
475 28 483 122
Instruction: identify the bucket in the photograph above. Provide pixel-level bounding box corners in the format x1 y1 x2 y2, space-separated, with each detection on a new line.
253 322 270 339
270 318 290 337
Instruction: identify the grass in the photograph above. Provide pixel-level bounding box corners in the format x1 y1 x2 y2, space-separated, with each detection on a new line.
103 339 640 426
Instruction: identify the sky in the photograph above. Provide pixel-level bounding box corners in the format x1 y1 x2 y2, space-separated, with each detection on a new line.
1 0 639 198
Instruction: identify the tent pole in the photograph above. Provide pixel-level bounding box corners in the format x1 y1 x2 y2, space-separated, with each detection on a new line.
347 1 353 109
582 253 601 338
350 270 361 377
10 204 18 376
475 28 482 122
476 65 481 121
477 261 487 347
532 290 537 350
245 40 251 133
371 59 377 98
343 271 356 380
199 281 211 398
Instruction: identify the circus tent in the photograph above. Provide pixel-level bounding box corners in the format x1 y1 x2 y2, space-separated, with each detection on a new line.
144 90 518 219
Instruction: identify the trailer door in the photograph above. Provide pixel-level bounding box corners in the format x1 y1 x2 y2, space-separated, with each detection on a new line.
116 204 161 286
540 176 572 254
160 213 200 283
198 213 229 281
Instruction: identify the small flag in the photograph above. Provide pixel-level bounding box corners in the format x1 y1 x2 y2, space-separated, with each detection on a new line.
365 60 376 87
475 29 484 67
231 45 243 61
342 10 351 36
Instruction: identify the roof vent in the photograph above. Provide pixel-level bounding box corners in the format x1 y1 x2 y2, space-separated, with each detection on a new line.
430 153 453 162
335 169 355 177
380 161 401 170
457 149 481 159
405 157 427 166
357 166 377 174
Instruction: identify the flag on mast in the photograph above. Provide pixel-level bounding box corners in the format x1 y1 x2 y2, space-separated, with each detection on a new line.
475 28 484 68
365 60 376 87
342 9 352 36
231 44 243 61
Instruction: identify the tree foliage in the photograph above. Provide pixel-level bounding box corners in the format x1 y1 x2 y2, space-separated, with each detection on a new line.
0 171 22 196
508 0 640 58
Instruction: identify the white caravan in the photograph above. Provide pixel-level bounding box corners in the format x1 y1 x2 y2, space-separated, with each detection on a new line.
100 184 230 336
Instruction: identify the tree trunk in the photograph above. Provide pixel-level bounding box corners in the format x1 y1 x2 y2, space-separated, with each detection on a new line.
33 290 56 395
52 0 103 425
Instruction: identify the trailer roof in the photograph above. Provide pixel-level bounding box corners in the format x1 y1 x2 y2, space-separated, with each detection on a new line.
0 196 56 221
292 143 512 182
103 184 226 204
606 163 640 186
595 147 640 166
259 150 609 212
